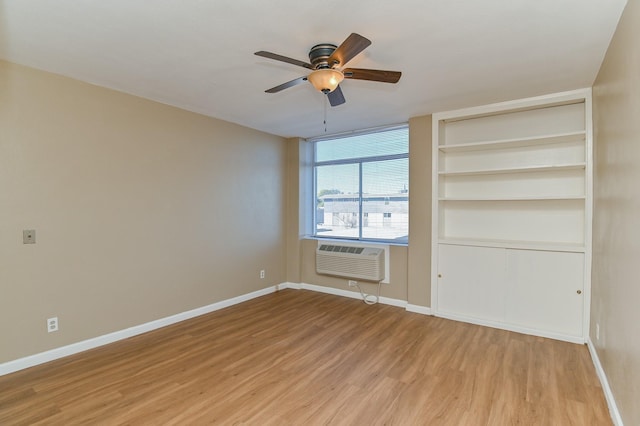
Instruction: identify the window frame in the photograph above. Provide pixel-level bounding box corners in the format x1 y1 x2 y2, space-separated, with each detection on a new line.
310 124 409 244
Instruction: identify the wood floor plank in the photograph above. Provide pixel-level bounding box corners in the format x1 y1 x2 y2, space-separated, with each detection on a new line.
0 289 612 425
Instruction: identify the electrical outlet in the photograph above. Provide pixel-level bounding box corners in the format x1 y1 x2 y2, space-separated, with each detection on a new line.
47 317 59 333
348 280 357 287
260 269 265 279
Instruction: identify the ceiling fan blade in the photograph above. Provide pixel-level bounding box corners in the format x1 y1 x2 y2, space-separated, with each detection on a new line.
265 76 308 93
343 68 402 83
327 33 371 67
327 85 346 107
255 51 314 70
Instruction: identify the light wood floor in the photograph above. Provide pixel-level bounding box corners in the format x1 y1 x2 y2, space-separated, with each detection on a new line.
0 289 611 425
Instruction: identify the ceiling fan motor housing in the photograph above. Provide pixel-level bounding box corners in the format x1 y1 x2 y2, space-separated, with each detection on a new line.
309 43 337 69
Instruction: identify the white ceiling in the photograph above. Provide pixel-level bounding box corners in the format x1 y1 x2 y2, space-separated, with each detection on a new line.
0 0 627 139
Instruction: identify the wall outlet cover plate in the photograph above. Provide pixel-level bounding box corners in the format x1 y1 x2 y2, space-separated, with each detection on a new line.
23 229 36 244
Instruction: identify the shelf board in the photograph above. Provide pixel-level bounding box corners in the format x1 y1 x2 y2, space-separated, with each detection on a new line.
438 195 586 201
439 163 586 176
438 131 586 153
438 237 585 253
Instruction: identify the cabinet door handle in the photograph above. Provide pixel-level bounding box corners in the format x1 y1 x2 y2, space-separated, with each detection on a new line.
577 290 582 295
438 274 442 278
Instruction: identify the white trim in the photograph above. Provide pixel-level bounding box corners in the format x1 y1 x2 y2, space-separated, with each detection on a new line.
432 88 592 122
296 282 407 308
0 286 278 376
586 337 624 426
277 282 301 290
430 111 441 314
406 304 432 315
434 311 585 345
284 282 431 313
582 90 594 340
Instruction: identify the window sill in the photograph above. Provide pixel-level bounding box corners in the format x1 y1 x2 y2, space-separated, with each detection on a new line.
304 236 408 247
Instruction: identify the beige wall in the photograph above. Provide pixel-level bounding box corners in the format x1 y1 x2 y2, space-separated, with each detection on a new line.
285 138 306 284
592 1 640 424
407 115 432 307
0 61 287 364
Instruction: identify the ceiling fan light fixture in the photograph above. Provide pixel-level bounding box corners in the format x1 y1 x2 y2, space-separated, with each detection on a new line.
308 68 344 93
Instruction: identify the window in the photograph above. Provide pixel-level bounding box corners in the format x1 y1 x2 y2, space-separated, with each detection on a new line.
312 125 408 243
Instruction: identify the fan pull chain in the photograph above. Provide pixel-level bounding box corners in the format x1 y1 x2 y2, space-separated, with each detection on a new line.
323 94 328 133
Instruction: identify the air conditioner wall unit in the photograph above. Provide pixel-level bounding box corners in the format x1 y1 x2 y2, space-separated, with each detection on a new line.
316 244 385 282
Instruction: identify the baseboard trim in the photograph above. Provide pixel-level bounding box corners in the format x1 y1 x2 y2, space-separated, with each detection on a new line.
280 282 408 308
586 337 624 426
0 285 279 377
278 282 301 290
406 304 432 315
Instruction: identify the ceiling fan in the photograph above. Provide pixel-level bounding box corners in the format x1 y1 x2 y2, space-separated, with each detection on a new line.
255 33 401 107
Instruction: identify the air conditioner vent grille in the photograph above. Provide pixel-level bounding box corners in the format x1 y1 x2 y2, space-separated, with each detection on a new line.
316 244 385 282
319 244 365 254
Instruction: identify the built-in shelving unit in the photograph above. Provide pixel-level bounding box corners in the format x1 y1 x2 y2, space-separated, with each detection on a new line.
431 89 593 343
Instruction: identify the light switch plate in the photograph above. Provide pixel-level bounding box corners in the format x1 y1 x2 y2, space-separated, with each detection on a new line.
23 229 36 244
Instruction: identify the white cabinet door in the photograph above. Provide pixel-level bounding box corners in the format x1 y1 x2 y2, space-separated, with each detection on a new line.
505 250 584 337
437 244 507 322
438 244 585 340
